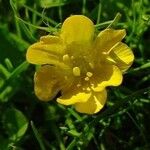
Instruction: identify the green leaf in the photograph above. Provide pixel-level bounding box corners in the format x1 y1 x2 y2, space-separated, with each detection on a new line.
2 108 28 142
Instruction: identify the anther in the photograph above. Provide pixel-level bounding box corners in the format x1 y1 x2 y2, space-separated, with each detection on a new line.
91 83 94 86
82 87 86 91
89 62 94 69
77 84 81 87
86 87 91 91
71 56 74 60
102 52 108 55
86 72 93 77
63 54 70 62
73 67 80 76
64 76 68 80
84 77 89 81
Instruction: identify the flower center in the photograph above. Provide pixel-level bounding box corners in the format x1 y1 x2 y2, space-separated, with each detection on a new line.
61 43 98 90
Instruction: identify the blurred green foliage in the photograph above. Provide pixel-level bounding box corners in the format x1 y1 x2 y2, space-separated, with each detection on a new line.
0 0 150 149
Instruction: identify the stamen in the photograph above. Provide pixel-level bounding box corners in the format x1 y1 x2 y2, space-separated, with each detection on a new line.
77 84 81 87
65 76 68 80
91 83 94 86
85 77 89 81
86 87 91 91
73 67 80 76
71 56 74 60
82 87 86 91
102 52 108 55
86 72 93 77
89 62 94 69
63 54 70 62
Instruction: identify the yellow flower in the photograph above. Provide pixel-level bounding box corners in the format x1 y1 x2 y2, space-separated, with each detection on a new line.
26 15 134 114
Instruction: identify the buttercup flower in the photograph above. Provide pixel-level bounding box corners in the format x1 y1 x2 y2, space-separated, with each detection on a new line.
26 15 134 114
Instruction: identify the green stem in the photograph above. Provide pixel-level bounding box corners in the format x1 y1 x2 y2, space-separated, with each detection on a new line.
95 20 113 29
67 108 83 122
127 62 150 74
23 4 58 26
10 0 21 37
7 61 29 80
52 123 66 150
4 58 14 72
66 138 77 150
58 0 63 22
96 0 102 24
82 0 86 15
31 121 46 150
16 16 56 33
126 112 147 143
107 12 122 28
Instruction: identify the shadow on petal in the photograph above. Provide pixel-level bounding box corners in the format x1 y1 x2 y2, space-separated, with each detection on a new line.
92 65 122 92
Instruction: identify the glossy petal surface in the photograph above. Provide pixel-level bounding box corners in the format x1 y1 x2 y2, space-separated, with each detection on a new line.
92 65 122 92
57 89 91 105
34 65 59 101
74 90 107 114
61 15 94 44
109 42 134 72
26 36 65 66
95 29 126 53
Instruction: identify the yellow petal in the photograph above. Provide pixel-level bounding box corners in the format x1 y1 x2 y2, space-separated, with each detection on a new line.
95 29 126 53
26 35 65 66
34 65 59 101
92 65 122 92
61 15 94 44
74 90 107 114
57 89 91 105
109 42 134 72
40 35 61 44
